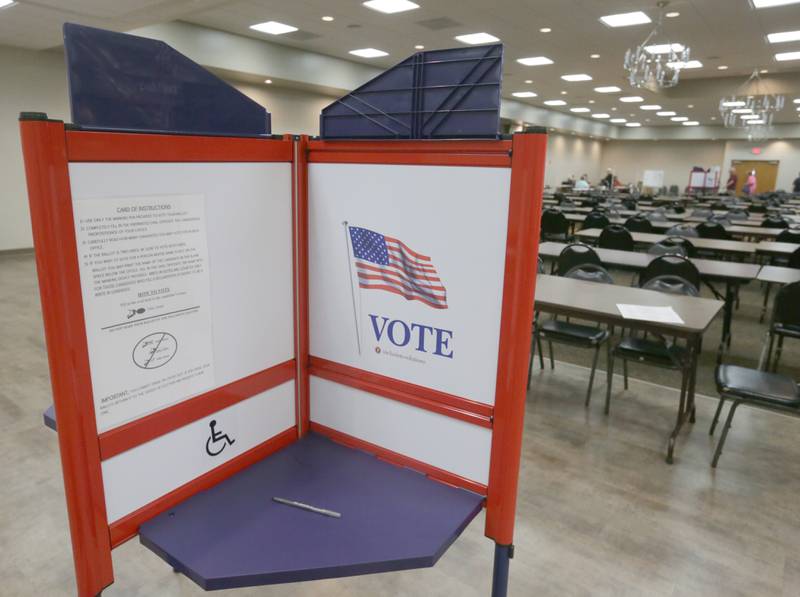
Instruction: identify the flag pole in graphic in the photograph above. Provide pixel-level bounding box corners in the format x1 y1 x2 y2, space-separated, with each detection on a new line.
343 221 362 355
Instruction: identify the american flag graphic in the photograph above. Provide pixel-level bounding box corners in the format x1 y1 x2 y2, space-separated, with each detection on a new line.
349 226 448 309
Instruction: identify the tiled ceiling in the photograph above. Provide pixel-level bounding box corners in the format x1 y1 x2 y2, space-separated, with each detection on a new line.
1 0 800 126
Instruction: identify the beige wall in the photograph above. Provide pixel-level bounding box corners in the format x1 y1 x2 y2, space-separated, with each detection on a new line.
544 133 604 189
601 140 726 191
233 82 336 136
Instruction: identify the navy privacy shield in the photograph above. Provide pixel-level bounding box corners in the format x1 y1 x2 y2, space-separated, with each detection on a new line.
139 433 484 589
320 44 503 139
62 23 271 136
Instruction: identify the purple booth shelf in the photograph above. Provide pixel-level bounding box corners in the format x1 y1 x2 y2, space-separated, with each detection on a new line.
139 433 484 590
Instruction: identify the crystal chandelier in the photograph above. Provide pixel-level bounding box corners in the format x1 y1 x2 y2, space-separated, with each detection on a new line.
719 69 785 132
623 2 690 91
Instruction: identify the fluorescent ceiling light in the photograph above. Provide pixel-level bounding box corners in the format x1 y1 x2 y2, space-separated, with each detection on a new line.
540 27 552 33
414 44 424 49
645 43 685 54
363 0 419 13
517 56 554 66
794 99 800 103
590 53 601 59
0 0 16 7
718 65 729 70
666 11 680 17
543 100 567 106
751 0 800 7
592 113 610 119
561 74 592 82
455 32 500 45
740 114 761 119
322 16 335 21
595 86 622 93
250 21 298 35
775 51 800 61
722 101 747 107
640 105 662 110
732 108 753 114
748 119 766 124
682 121 700 126
626 122 642 127
600 11 652 27
620 96 644 102
349 48 389 58
671 116 689 121
610 118 627 123
657 111 676 116
512 91 537 98
667 60 703 69
570 107 591 113
767 30 800 43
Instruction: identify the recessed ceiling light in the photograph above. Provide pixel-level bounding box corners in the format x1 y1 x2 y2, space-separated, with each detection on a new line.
722 100 747 107
512 91 538 98
657 111 677 116
626 122 642 127
718 65 729 70
640 105 662 110
560 91 568 95
732 108 753 114
767 30 800 43
776 51 800 61
250 21 298 35
645 43 685 54
264 79 272 84
540 27 552 33
682 121 700 126
760 69 769 73
666 11 680 17
590 53 600 59
688 104 694 108
321 16 334 21
561 74 592 82
570 107 591 113
600 11 652 28
544 100 567 106
620 96 644 102
455 32 500 45
667 60 703 69
414 44 424 49
751 0 800 8
595 86 622 93
517 56 554 66
588 100 596 104
611 107 618 111
525 79 533 84
349 48 389 58
610 118 627 123
363 0 419 14
592 113 611 119
671 116 689 121
711 116 717 120
741 114 760 119
795 99 800 103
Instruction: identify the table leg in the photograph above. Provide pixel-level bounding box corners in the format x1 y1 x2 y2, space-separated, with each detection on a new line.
491 544 513 597
666 364 691 465
687 335 701 424
721 282 735 350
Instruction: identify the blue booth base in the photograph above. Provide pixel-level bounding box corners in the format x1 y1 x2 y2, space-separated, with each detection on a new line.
138 433 484 590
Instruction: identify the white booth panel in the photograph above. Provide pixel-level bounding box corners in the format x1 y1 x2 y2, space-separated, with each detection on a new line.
102 380 295 523
309 163 510 406
310 376 491 486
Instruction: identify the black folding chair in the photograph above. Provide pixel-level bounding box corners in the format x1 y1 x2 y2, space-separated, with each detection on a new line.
696 222 731 240
728 209 748 221
599 224 635 251
709 365 799 467
648 237 695 258
530 263 613 406
554 243 602 276
582 211 610 231
776 229 800 244
764 280 800 373
541 208 570 242
624 216 654 233
665 224 699 238
762 216 790 229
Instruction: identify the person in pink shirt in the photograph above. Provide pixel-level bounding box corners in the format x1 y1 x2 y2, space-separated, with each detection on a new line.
743 170 757 196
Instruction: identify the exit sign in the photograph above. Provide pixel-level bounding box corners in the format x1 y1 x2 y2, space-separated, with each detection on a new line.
751 147 762 155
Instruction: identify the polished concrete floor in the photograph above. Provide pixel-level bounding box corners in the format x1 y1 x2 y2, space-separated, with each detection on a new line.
2 252 800 597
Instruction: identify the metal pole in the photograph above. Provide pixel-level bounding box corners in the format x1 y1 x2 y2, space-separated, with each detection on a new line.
342 221 361 355
491 544 512 597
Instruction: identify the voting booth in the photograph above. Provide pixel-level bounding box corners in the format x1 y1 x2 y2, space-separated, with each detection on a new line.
22 25 546 597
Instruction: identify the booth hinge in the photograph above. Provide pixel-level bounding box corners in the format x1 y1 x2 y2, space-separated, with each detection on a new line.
507 150 513 158
509 544 515 559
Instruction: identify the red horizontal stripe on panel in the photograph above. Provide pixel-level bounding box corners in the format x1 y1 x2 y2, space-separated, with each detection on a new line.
387 252 437 273
108 426 297 547
310 422 488 497
386 237 431 262
66 130 293 163
356 261 443 286
308 356 493 425
356 283 448 309
99 360 295 460
357 272 445 298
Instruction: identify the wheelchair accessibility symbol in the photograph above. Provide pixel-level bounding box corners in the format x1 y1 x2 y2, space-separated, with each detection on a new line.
205 420 235 456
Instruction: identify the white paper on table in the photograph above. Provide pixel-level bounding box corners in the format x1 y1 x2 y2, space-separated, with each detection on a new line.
616 304 685 325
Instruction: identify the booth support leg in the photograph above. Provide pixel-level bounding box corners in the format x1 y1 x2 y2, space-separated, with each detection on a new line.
491 543 513 597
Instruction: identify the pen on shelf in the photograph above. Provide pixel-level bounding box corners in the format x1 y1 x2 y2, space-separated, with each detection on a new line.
272 497 342 518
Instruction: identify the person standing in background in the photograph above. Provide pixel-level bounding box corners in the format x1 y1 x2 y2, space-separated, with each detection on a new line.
726 167 738 194
793 171 800 194
743 170 757 196
601 168 613 188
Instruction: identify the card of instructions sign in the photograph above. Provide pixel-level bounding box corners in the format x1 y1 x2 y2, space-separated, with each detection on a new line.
73 194 215 432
